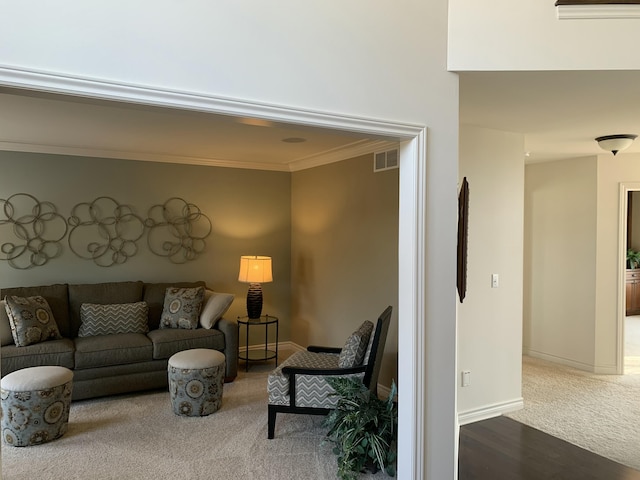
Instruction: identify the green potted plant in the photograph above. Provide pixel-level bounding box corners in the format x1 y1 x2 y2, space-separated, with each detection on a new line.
323 376 398 480
628 248 640 269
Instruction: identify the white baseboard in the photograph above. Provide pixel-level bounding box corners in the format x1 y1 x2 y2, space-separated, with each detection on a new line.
524 349 619 375
457 398 524 426
239 341 302 355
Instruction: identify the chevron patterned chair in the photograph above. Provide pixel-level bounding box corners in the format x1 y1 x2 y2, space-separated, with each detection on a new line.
267 305 392 439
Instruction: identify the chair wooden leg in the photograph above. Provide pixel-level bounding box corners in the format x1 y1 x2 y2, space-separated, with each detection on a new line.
268 404 277 439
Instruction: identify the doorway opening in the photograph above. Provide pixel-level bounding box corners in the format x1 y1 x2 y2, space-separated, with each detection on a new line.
622 187 640 375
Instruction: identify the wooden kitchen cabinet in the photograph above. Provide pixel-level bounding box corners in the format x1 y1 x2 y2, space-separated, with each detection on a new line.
625 269 640 316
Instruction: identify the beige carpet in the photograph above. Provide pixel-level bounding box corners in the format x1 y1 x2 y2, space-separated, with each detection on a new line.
2 360 390 480
507 355 640 471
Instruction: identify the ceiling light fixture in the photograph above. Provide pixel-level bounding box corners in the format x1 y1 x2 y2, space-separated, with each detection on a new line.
595 134 638 156
236 117 274 127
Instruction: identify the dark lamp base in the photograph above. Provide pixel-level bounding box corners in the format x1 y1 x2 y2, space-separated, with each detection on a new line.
246 283 263 319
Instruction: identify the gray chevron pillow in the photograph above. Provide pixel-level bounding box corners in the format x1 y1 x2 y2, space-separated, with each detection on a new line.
78 302 149 337
338 320 374 368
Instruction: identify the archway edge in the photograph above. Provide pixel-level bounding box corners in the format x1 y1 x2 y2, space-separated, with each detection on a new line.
0 64 431 479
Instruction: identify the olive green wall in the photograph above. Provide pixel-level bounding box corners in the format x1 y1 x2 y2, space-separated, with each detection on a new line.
0 151 291 339
290 154 399 390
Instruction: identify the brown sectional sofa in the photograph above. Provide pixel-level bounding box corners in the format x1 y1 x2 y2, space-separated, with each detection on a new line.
0 280 238 400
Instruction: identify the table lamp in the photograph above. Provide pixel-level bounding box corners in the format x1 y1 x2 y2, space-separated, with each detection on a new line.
238 255 273 319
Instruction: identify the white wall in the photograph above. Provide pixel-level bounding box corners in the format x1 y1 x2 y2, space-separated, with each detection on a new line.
457 126 524 423
0 2 459 478
0 1 450 126
448 0 640 70
524 157 598 369
525 154 640 373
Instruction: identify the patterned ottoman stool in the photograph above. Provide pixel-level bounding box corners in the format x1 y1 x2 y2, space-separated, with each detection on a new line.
1 366 73 447
168 349 225 417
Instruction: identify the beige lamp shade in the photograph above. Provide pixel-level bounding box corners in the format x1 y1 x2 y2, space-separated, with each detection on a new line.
238 256 273 284
238 256 272 319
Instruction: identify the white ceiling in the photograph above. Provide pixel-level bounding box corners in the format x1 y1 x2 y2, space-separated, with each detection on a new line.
2 70 640 167
460 70 640 162
0 88 397 172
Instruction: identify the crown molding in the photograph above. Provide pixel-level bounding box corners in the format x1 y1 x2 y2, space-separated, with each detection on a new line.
0 64 422 138
0 139 398 173
288 139 399 172
0 141 292 171
557 4 640 18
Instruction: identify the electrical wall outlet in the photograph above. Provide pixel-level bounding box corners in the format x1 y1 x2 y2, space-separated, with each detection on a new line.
461 370 471 387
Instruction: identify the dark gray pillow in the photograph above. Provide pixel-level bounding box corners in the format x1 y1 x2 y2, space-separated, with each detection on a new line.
4 295 63 347
338 320 374 368
78 302 149 337
160 287 205 330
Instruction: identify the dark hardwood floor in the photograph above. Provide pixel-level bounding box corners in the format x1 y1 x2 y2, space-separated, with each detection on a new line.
459 416 640 480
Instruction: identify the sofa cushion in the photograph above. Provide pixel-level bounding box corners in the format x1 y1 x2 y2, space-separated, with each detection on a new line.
68 281 144 337
200 290 235 329
0 300 14 346
142 281 206 331
147 328 224 360
78 302 149 337
0 338 75 376
338 320 374 368
4 295 63 347
160 286 205 329
74 333 152 369
0 284 70 337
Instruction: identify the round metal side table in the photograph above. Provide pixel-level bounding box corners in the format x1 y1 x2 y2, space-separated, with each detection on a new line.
237 314 279 372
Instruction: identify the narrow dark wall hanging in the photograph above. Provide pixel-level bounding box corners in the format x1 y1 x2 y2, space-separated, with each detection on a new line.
457 177 469 302
0 193 67 269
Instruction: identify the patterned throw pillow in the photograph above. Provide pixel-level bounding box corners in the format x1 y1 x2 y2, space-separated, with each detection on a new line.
338 320 374 368
0 300 15 346
4 295 63 347
160 286 205 329
78 302 149 337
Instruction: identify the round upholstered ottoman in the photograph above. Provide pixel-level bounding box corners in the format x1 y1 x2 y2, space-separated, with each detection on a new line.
168 349 225 417
1 366 73 447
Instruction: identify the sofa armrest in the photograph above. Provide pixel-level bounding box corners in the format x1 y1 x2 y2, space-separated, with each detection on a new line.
216 316 238 381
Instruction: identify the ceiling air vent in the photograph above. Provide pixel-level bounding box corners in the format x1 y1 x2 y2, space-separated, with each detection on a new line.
373 148 399 172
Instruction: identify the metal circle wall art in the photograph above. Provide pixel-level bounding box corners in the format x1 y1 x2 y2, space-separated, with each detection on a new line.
145 197 212 264
68 197 146 267
0 194 212 269
0 193 68 269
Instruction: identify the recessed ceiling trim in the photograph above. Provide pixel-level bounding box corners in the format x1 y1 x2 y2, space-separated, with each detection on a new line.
288 139 399 172
0 64 423 139
0 138 399 173
0 137 403 173
557 4 640 19
0 141 291 172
